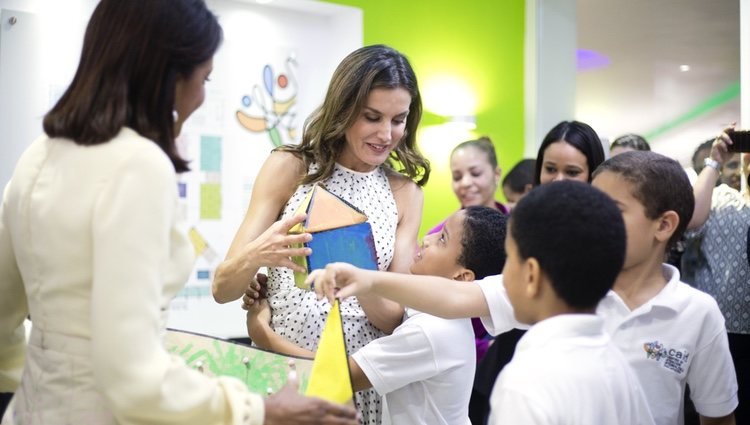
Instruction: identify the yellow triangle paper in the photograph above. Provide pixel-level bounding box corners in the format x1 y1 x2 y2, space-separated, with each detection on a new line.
304 300 353 404
288 189 315 234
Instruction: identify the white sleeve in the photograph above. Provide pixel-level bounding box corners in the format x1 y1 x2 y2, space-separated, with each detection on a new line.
0 181 28 393
686 303 739 418
476 275 525 336
352 322 437 395
89 150 264 425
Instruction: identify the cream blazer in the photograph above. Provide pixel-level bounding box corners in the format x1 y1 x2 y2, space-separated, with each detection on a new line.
0 128 263 424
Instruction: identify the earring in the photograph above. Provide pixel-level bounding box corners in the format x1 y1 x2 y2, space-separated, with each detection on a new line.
172 110 179 122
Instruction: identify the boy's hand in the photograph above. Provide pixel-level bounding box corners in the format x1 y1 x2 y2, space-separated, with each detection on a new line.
306 262 373 303
242 273 269 310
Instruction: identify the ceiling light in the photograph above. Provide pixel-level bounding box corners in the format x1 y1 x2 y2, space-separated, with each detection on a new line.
680 65 690 72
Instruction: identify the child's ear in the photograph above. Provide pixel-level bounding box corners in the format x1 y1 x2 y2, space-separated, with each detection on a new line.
453 268 476 282
655 210 680 243
524 257 542 298
523 183 533 195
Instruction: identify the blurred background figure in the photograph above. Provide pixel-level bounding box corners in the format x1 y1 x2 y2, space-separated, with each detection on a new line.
609 133 650 157
682 131 749 425
501 158 536 210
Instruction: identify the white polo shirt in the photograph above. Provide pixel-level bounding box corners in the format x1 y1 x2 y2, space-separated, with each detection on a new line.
352 309 474 425
478 264 738 425
489 314 655 425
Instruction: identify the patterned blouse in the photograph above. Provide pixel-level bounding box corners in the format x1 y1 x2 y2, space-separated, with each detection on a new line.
684 184 750 334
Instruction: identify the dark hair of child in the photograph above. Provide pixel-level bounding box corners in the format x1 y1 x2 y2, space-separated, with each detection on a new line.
459 206 508 280
592 151 695 248
610 133 651 152
510 180 626 309
502 159 536 193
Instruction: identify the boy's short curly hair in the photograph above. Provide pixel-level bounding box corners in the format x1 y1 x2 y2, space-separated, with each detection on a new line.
458 206 508 280
510 181 626 309
593 151 694 248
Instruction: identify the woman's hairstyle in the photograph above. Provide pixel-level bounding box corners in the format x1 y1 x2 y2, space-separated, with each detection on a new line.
43 0 222 172
533 120 605 185
610 133 651 152
458 206 508 280
451 136 498 169
279 44 431 186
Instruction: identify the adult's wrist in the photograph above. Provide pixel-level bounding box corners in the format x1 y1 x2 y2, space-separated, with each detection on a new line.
704 157 721 172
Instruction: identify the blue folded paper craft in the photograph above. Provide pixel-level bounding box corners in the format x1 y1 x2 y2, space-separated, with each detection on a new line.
290 185 378 289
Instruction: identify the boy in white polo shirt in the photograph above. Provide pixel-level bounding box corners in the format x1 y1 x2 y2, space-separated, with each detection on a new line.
588 152 737 425
489 180 653 424
246 206 508 425
310 152 738 425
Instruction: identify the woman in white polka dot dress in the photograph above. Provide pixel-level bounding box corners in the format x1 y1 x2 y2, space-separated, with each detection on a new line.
213 45 430 424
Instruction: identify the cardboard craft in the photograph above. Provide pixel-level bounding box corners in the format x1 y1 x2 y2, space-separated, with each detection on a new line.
290 185 378 288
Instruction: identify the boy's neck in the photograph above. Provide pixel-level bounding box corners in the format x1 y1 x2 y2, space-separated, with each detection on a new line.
528 299 597 324
612 252 668 310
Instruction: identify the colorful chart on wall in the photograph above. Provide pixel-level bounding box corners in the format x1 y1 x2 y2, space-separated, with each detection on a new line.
165 0 362 338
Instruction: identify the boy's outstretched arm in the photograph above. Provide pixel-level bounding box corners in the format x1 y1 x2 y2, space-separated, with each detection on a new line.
307 263 491 319
245 299 373 392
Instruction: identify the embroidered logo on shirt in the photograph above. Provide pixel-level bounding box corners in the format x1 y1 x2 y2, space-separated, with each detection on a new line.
643 341 690 374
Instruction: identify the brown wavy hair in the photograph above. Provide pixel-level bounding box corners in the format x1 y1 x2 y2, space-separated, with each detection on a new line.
277 44 430 186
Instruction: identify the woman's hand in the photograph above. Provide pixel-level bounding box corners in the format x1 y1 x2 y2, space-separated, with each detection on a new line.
711 124 737 166
213 214 312 304
241 214 312 273
264 369 359 425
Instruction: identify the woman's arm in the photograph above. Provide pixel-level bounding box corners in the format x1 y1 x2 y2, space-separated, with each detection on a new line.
212 151 308 303
355 175 423 333
0 183 27 393
90 148 271 423
89 148 357 424
689 130 735 230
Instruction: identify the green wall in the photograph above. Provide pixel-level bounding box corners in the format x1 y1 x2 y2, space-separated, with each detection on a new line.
323 0 526 237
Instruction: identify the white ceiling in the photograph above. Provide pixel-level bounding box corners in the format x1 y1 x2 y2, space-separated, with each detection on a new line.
576 0 740 166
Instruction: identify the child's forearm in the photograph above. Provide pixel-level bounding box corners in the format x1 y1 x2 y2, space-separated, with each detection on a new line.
356 294 403 334
249 321 314 358
361 270 491 319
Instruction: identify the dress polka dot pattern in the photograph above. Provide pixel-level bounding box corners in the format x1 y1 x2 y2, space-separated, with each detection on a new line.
267 162 398 425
